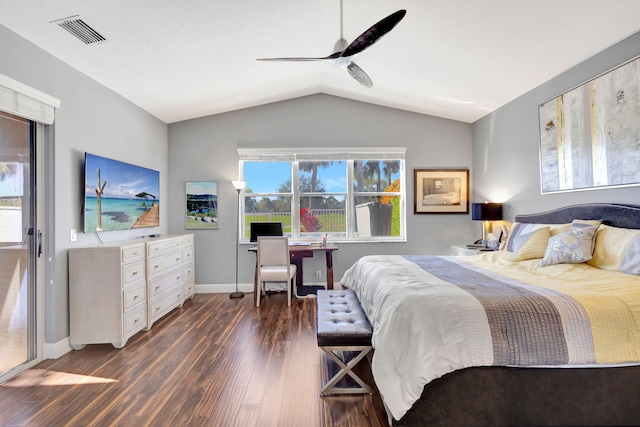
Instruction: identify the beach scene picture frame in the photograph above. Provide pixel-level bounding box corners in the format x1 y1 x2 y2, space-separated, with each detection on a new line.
185 181 218 229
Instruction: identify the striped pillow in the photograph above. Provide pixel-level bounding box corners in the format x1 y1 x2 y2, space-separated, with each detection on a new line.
506 222 570 252
512 227 551 261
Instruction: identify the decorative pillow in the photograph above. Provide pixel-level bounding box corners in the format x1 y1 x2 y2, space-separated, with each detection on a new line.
540 225 599 266
571 219 602 254
588 224 640 275
506 222 570 252
512 227 551 261
572 219 603 227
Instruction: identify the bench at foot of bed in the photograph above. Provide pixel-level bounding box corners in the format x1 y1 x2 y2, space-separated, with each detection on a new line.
316 289 373 395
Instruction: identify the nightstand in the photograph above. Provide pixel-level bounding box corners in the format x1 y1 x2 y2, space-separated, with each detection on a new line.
451 245 482 256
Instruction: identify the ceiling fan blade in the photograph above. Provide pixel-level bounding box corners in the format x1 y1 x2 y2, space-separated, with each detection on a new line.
342 9 406 58
257 52 342 62
257 57 324 62
346 62 373 88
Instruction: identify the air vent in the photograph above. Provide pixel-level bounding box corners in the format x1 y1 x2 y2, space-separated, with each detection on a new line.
51 15 106 45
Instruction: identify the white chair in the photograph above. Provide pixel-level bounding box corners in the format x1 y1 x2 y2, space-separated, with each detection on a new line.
256 236 297 307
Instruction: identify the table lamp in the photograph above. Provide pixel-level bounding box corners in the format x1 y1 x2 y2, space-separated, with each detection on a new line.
471 202 502 248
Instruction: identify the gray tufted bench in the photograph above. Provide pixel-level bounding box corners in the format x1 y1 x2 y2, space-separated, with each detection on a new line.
316 289 373 395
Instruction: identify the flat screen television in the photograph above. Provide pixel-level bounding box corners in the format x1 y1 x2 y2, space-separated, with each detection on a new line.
83 153 160 232
249 222 283 242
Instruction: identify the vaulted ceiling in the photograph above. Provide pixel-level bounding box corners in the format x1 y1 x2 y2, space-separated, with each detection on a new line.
2 1 640 124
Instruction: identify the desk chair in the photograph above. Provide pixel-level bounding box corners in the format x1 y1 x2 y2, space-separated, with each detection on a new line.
256 236 297 307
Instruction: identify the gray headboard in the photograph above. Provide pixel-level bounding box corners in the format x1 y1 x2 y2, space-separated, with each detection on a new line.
514 203 640 230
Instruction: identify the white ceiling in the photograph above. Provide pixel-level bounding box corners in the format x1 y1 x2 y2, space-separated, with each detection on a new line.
2 1 640 124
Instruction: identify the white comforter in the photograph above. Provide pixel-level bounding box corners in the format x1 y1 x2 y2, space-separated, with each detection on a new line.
339 253 640 421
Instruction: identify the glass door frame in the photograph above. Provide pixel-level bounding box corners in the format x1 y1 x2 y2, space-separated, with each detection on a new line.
0 121 44 384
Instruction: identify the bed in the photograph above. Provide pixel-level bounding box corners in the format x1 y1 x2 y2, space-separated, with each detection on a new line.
340 203 640 426
422 191 460 206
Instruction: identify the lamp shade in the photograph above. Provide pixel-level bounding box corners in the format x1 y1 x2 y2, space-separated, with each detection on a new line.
231 180 246 191
471 203 502 221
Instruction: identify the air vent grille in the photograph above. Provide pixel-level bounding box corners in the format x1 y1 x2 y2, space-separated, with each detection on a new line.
53 16 106 44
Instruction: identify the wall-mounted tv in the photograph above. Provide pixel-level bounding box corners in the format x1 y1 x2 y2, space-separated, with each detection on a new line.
84 153 160 232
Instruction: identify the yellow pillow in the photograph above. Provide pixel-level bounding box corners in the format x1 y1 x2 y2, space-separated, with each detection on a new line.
512 227 551 261
588 224 640 275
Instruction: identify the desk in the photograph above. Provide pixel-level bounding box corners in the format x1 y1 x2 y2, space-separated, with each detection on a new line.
248 245 338 304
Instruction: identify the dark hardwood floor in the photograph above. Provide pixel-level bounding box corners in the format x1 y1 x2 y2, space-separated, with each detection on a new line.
0 293 389 427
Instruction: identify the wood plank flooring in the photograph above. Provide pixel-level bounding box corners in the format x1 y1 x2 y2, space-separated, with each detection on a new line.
0 293 389 427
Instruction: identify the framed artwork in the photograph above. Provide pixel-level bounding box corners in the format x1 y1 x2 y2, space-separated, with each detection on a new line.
414 169 469 214
185 181 218 229
539 56 640 193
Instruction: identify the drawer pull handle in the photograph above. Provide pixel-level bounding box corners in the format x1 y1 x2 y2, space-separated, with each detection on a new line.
132 271 138 276
176 257 180 261
133 295 139 299
155 286 160 290
154 265 159 269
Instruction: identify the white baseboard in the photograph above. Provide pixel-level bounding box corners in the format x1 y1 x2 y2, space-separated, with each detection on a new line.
44 336 73 360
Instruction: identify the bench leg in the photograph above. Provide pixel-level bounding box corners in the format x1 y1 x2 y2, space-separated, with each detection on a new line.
320 345 373 395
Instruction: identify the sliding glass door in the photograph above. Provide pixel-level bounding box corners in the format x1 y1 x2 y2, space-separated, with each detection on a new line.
0 111 39 381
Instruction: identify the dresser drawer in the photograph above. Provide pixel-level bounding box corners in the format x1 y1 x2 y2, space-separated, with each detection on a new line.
122 261 146 288
123 284 146 311
148 238 182 257
183 280 195 299
122 244 145 263
181 234 194 247
148 269 183 299
148 252 183 277
183 262 195 282
149 289 183 322
124 307 147 337
182 247 194 264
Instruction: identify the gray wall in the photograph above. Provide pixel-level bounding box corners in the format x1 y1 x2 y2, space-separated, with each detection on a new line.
0 24 168 344
167 94 474 288
472 31 640 219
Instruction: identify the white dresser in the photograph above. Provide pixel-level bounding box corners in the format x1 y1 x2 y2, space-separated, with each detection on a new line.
69 234 194 349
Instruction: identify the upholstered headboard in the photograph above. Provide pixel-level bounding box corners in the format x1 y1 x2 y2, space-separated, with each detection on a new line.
514 203 640 230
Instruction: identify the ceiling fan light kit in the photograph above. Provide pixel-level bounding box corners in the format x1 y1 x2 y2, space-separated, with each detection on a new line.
257 9 406 88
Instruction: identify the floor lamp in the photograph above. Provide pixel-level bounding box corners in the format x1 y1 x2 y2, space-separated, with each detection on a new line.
230 180 246 299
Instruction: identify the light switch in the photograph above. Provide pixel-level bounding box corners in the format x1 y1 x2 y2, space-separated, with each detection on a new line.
70 229 77 242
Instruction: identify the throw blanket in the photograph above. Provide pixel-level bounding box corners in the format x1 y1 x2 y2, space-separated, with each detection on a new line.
340 253 640 421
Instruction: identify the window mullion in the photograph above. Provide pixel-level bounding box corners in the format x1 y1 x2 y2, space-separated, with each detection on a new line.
347 160 355 238
292 161 300 239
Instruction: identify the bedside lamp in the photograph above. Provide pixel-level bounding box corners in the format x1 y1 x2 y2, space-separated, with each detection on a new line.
471 202 502 247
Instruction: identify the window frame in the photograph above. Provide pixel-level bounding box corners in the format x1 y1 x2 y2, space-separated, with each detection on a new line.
238 148 406 243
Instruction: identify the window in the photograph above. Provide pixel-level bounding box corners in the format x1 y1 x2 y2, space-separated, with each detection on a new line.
238 148 405 242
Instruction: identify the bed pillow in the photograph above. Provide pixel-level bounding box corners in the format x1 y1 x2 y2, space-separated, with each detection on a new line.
587 224 640 275
506 222 570 252
512 227 551 261
540 225 599 266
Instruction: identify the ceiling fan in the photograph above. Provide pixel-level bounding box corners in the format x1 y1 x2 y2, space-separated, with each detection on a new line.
257 5 406 88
